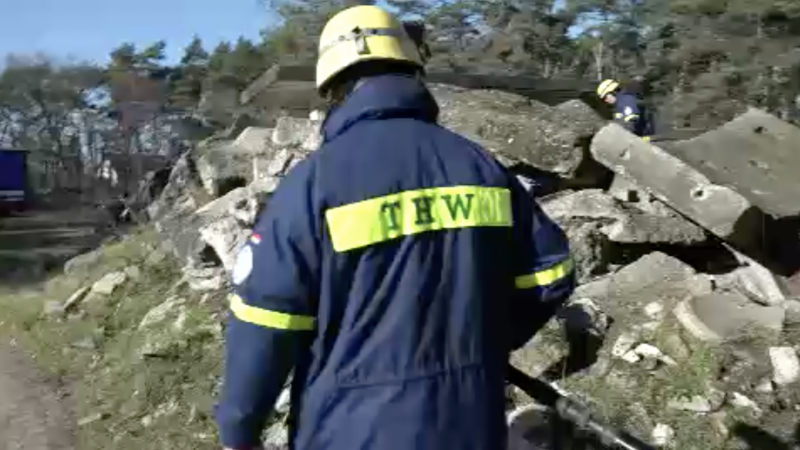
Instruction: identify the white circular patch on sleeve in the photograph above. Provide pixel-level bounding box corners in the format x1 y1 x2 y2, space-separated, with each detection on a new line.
232 246 253 285
624 106 633 115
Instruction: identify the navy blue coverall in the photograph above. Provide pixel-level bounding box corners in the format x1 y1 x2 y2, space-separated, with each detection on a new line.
214 74 576 450
613 90 654 139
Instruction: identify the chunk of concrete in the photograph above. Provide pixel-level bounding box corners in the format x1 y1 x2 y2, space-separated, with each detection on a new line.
233 127 274 154
768 346 800 386
714 251 787 306
91 271 128 296
432 84 602 179
674 291 785 342
573 252 713 320
271 117 320 149
542 189 707 245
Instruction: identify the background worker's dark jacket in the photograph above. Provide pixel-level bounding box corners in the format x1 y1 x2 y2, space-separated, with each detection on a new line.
215 74 575 450
614 90 654 137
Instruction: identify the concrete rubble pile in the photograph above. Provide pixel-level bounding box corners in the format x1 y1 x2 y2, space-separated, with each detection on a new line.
127 65 800 449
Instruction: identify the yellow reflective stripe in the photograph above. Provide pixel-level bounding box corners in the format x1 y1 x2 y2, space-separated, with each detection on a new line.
614 112 623 119
623 114 640 122
325 185 513 252
515 258 573 289
229 294 315 330
642 136 651 142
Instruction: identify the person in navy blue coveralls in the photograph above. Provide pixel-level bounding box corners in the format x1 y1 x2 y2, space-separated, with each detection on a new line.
214 5 576 450
596 79 654 141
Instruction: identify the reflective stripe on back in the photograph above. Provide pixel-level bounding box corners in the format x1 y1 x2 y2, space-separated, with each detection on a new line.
325 185 513 252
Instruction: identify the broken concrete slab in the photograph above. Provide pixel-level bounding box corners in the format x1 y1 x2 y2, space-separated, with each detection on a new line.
542 189 707 245
540 189 707 283
573 252 713 323
591 123 762 250
665 108 800 219
674 292 785 342
433 84 602 179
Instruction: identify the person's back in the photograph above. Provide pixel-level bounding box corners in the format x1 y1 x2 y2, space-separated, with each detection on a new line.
292 73 534 449
215 6 575 450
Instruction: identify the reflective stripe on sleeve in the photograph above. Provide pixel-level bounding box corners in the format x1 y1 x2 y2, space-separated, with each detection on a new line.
515 258 573 289
623 114 640 122
229 294 315 330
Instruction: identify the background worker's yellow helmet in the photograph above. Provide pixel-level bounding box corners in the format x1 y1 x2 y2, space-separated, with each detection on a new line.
316 5 423 94
597 79 620 98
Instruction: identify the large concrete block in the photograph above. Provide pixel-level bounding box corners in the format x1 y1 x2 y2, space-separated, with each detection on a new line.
665 108 800 219
590 123 761 248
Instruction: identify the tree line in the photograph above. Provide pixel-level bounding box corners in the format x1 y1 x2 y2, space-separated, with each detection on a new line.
2 0 799 169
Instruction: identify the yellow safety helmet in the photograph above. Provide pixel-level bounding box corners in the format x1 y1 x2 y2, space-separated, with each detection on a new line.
316 5 423 94
597 79 620 99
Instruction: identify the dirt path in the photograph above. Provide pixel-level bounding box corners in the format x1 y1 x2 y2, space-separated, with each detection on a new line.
0 341 75 450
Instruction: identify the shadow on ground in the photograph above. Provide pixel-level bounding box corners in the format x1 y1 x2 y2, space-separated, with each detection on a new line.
0 205 120 286
728 421 800 450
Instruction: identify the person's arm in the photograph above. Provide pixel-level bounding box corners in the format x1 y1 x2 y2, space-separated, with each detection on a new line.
508 179 576 350
215 161 320 450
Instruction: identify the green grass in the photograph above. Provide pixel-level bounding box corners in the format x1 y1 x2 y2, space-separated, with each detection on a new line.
0 227 226 450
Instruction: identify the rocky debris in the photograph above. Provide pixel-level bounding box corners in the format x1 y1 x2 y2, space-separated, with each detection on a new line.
43 301 66 317
542 189 706 245
263 421 289 450
573 252 713 321
71 337 98 351
198 84 239 127
715 251 787 306
90 271 127 296
194 178 279 271
431 83 604 179
728 392 762 415
541 189 707 281
233 126 273 154
619 343 677 366
126 167 172 221
674 291 785 342
667 395 713 413
271 116 321 151
95 66 800 448
607 173 650 204
139 297 187 330
63 286 90 311
63 248 104 275
768 346 799 386
182 267 226 292
591 123 759 250
592 111 800 281
666 108 800 220
77 412 107 427
651 423 675 447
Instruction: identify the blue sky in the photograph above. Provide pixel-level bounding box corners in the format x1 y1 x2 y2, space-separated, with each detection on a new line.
0 0 271 66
